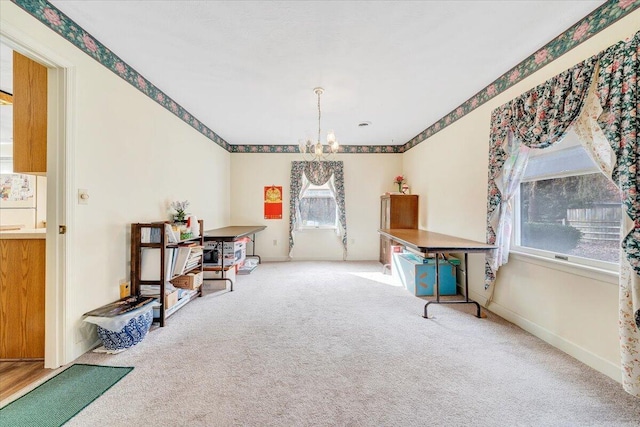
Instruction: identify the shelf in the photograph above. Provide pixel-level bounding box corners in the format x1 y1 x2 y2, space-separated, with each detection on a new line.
163 290 199 320
202 265 233 272
131 220 204 327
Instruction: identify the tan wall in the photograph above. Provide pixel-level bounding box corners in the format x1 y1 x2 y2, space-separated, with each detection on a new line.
230 153 403 260
1 2 231 362
402 10 640 382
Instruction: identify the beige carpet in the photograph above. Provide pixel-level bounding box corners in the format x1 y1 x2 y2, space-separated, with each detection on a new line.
67 261 639 426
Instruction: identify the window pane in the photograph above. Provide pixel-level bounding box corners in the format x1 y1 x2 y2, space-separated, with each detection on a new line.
519 173 621 263
300 189 336 227
523 145 596 180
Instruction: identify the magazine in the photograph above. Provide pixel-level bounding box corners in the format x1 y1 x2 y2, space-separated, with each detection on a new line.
83 295 156 318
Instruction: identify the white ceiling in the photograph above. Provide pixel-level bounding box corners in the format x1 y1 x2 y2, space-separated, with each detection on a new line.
44 1 604 146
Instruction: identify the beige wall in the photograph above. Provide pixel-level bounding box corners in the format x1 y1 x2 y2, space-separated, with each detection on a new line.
402 10 640 382
230 153 403 260
2 2 231 362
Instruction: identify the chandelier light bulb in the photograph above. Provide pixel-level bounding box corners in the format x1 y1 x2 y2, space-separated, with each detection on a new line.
327 130 336 144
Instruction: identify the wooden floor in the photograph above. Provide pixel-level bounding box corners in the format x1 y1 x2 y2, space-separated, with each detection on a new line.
0 361 51 402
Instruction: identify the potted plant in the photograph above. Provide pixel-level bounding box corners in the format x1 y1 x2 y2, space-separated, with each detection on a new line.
170 200 190 224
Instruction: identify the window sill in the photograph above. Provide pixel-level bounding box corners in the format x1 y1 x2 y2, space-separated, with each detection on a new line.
296 227 337 232
508 250 619 285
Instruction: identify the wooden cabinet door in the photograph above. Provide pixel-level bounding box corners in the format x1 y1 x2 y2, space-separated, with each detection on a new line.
388 195 419 229
0 240 45 359
13 51 47 174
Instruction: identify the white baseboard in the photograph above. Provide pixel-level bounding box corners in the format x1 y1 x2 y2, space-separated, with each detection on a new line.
470 290 622 384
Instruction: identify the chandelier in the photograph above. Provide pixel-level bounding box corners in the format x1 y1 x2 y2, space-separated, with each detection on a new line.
299 87 339 160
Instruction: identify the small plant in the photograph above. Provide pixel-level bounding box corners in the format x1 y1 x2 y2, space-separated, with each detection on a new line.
170 200 190 223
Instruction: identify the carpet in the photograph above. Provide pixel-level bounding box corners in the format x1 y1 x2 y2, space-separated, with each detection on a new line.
66 261 640 426
0 363 133 427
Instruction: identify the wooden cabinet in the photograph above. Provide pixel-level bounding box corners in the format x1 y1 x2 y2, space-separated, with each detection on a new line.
379 194 419 264
130 221 204 327
13 51 47 174
0 239 45 359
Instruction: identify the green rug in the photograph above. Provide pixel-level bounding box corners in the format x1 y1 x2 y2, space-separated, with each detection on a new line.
0 363 133 427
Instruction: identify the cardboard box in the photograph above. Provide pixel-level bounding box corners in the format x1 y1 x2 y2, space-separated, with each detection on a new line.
392 252 459 296
204 239 247 267
171 271 203 290
164 289 178 308
203 266 236 282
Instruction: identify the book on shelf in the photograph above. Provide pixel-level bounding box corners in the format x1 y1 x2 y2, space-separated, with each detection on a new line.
139 284 160 297
140 226 162 244
165 223 178 243
140 247 174 281
172 246 191 276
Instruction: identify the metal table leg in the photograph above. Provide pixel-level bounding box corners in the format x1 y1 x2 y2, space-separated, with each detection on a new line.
423 252 482 319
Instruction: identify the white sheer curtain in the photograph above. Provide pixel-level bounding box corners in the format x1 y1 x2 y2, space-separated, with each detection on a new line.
294 173 313 231
325 175 345 241
486 132 530 304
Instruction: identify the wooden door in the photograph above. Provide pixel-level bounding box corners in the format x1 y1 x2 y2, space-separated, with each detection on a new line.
0 239 46 359
13 51 47 174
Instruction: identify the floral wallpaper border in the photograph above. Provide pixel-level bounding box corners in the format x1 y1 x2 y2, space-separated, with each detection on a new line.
10 0 640 154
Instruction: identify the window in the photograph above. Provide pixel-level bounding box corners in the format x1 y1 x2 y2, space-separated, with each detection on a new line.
298 177 337 229
512 131 622 269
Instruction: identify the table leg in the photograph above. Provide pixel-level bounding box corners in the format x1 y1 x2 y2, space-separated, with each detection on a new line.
423 252 482 319
250 233 261 264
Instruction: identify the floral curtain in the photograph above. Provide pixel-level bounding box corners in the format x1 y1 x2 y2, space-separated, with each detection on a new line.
592 32 639 396
485 56 597 296
485 30 640 397
289 161 347 259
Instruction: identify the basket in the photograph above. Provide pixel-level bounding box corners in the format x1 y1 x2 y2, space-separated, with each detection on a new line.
171 271 203 290
96 309 153 351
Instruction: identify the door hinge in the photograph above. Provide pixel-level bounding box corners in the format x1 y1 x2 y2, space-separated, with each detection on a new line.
59 225 67 234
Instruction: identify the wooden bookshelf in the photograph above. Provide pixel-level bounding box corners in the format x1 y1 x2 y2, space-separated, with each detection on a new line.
130 220 204 327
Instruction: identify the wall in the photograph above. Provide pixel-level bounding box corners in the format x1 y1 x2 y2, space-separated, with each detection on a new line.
402 10 640 382
230 153 402 261
1 2 231 362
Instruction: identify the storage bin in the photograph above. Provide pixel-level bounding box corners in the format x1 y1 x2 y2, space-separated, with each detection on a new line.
165 289 178 308
171 271 203 290
392 252 459 296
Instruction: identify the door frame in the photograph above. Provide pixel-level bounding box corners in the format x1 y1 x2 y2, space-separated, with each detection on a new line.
1 20 74 369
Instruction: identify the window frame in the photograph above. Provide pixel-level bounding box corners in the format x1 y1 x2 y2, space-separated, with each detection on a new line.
510 145 621 278
297 180 338 231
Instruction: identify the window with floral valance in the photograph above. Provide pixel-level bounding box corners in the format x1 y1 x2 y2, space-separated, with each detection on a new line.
484 31 639 397
289 161 347 259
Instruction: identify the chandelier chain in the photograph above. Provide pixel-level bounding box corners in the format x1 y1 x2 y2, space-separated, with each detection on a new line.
317 90 322 146
299 86 338 160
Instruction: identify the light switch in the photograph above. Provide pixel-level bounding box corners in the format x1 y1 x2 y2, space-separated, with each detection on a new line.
78 189 89 205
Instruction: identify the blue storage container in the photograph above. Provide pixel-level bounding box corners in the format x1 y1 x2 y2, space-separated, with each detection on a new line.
392 252 459 296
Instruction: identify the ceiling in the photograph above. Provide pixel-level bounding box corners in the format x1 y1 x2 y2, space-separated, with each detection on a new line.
41 2 605 146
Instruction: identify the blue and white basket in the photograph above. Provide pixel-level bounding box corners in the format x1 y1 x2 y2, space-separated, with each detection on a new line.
83 301 155 352
95 309 153 351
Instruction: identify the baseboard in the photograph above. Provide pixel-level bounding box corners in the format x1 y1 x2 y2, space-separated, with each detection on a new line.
261 257 290 262
470 290 622 384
